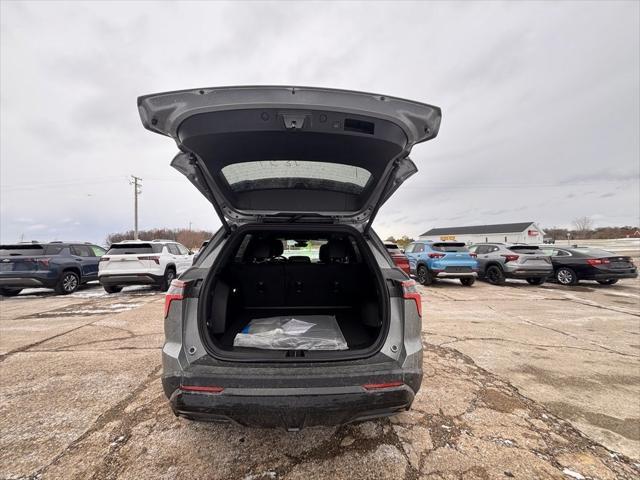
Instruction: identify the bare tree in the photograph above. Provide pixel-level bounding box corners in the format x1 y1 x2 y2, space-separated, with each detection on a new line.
572 216 594 237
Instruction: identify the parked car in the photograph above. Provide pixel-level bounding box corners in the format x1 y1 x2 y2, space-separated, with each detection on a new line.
385 243 410 275
468 243 553 285
137 85 441 428
98 240 193 293
538 246 637 285
0 241 106 296
404 241 478 286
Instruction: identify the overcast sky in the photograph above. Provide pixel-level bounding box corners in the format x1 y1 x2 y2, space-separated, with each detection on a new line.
1 1 638 245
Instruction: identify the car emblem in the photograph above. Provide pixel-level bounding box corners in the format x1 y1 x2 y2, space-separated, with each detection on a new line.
2 259 9 263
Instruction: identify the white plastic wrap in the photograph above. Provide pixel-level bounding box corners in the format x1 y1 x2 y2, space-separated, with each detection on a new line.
233 315 348 350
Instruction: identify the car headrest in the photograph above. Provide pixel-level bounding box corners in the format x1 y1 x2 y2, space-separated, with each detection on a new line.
270 239 284 257
247 239 271 261
327 239 348 260
288 256 311 263
319 244 329 263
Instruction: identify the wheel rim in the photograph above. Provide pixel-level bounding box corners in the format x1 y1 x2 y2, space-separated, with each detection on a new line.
487 268 499 283
557 269 573 284
417 267 426 283
167 271 175 283
63 274 78 292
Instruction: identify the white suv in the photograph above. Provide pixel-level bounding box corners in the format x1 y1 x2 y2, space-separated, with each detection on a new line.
98 240 193 293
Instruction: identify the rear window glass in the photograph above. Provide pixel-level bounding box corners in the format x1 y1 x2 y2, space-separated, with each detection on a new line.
571 248 611 257
0 245 45 256
432 243 468 252
509 245 541 254
221 161 372 194
106 243 162 255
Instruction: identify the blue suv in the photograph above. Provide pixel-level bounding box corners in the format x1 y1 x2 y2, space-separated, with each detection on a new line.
405 241 478 286
0 242 106 296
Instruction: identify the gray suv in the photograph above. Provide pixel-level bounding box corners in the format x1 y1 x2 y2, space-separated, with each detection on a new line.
468 243 553 285
138 86 441 429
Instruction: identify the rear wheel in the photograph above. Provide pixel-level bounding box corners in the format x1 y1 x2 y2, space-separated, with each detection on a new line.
485 265 506 286
555 267 578 286
159 268 176 292
55 271 80 294
103 285 123 294
597 279 618 285
460 277 475 287
0 287 22 297
526 278 544 285
416 265 433 286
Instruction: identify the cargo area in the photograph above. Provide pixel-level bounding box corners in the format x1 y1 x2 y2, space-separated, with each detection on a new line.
201 229 387 359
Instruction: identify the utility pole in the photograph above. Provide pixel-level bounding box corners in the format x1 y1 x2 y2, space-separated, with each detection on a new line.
188 221 192 231
130 175 142 240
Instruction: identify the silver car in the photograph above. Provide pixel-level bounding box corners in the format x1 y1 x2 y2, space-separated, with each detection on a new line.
139 86 441 429
468 243 553 285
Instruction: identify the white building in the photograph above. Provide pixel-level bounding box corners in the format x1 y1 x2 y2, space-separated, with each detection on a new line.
419 222 545 245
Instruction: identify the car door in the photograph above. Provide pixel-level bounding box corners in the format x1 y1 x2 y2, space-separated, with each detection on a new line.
405 243 425 274
71 245 98 278
175 243 193 271
166 243 182 273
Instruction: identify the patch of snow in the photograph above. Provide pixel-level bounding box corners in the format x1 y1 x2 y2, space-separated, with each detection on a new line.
562 468 585 480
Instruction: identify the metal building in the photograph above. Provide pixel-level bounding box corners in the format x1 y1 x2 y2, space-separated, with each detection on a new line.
419 222 545 245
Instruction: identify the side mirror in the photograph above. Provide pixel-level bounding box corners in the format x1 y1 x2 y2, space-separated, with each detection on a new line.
189 250 194 255
400 249 405 254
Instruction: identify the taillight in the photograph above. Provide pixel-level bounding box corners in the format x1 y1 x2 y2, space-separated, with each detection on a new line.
363 381 404 391
138 255 160 264
587 258 610 265
428 253 445 259
502 254 519 263
469 253 477 258
401 279 422 317
37 258 51 268
99 256 110 262
392 255 410 273
181 385 224 394
164 280 186 318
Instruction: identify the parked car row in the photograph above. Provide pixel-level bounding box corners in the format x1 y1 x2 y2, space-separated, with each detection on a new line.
390 241 637 287
0 239 195 296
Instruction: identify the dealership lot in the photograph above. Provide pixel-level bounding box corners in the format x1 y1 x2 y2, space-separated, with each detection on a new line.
1 280 639 479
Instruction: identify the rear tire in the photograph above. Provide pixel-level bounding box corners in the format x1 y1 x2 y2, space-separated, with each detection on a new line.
597 279 618 285
103 285 123 294
416 265 433 286
0 287 22 297
159 268 176 292
555 267 578 286
460 277 475 287
485 265 506 286
526 278 544 285
55 271 80 294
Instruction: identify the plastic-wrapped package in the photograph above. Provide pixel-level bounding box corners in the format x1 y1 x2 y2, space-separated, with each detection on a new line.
233 315 348 350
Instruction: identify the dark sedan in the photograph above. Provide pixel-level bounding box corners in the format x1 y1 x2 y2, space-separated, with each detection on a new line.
539 246 637 285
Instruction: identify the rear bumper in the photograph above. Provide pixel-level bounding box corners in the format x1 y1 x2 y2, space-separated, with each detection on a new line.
166 379 415 429
506 269 552 279
588 271 638 280
432 271 477 278
99 273 162 286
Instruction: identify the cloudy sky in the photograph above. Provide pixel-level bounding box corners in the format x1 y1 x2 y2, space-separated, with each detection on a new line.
1 1 638 245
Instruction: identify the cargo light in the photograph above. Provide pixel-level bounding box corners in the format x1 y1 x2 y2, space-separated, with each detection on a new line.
181 385 224 394
502 254 519 263
164 279 186 318
401 279 422 317
138 255 160 264
587 258 610 265
363 381 404 390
